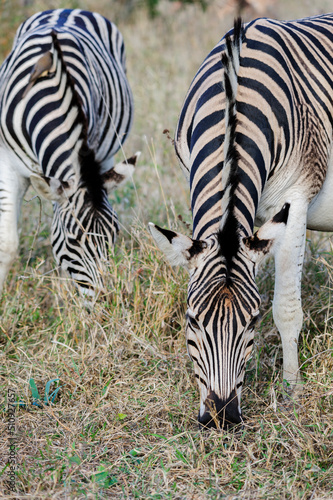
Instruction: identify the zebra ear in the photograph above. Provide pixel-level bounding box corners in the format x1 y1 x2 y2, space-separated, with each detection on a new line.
30 174 75 202
148 223 207 271
102 152 140 193
242 203 290 264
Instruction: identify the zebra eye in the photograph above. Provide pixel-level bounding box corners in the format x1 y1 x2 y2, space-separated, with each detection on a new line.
67 236 80 247
248 313 261 330
186 312 200 329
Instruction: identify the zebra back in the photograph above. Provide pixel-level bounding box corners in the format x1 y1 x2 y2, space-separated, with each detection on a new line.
0 10 135 296
0 9 133 182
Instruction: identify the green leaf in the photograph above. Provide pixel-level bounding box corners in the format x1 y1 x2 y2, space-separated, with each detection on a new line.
105 476 118 487
92 470 118 487
150 433 167 440
101 378 113 395
44 378 61 405
117 413 127 421
69 455 81 465
174 448 188 465
0 464 9 476
29 378 42 407
93 471 109 483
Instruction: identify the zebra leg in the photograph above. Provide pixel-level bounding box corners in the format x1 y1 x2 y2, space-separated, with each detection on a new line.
0 153 29 292
272 198 308 395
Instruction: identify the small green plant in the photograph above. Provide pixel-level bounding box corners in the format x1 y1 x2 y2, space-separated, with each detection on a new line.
29 378 61 407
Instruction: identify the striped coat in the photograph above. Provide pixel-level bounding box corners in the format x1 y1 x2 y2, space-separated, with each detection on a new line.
150 13 333 428
0 9 136 296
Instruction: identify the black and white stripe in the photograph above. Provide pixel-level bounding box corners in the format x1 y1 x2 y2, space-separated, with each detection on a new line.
0 9 136 295
150 13 333 428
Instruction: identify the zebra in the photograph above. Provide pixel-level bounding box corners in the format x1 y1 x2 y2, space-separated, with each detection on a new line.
0 9 138 297
149 13 333 429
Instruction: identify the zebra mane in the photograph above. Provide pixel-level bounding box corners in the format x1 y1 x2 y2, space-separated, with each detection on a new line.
51 31 105 210
218 18 244 267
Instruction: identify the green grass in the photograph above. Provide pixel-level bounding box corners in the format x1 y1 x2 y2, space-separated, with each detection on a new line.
1 1 333 498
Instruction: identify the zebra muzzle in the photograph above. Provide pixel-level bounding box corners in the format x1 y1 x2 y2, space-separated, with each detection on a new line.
198 389 242 430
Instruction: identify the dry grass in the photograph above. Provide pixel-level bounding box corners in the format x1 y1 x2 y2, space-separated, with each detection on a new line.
1 1 333 498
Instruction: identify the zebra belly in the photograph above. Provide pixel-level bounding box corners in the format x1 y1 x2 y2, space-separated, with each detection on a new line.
256 183 333 232
255 156 333 232
307 156 333 231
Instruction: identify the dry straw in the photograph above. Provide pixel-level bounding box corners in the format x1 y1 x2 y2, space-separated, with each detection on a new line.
1 0 333 498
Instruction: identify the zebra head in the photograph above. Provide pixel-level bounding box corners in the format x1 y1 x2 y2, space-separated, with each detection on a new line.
30 151 139 297
149 203 289 429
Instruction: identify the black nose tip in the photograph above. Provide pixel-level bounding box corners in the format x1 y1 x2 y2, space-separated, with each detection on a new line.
198 389 242 430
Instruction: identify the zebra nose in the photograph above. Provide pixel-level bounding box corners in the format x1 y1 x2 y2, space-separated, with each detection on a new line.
198 389 242 430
